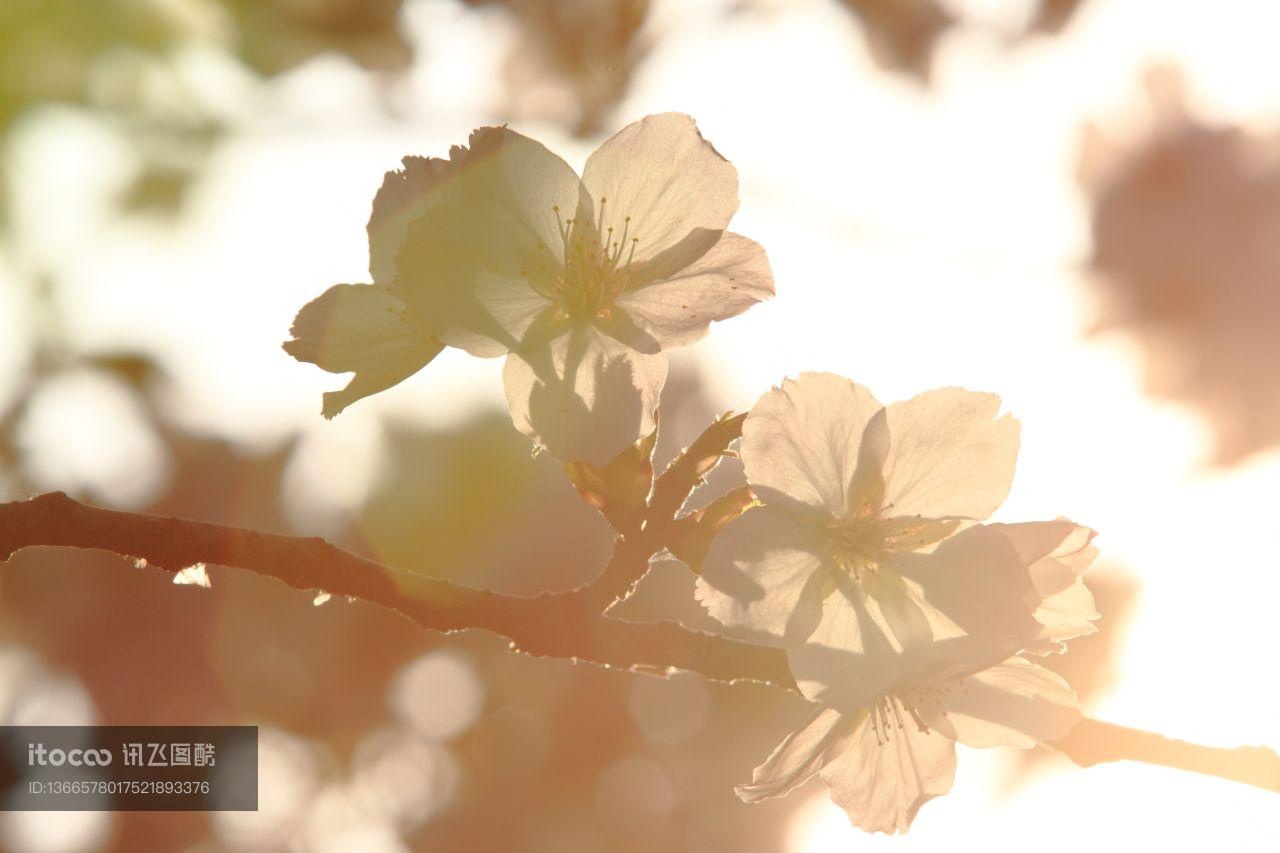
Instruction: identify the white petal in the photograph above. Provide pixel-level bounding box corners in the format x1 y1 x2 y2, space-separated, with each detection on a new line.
990 521 1100 651
368 154 462 285
502 323 666 465
736 707 848 803
786 579 904 708
820 706 957 834
888 524 1042 655
615 231 774 349
741 373 885 515
880 388 1020 520
283 284 443 417
695 505 827 642
939 656 1082 748
789 525 1043 708
395 126 591 357
581 113 739 261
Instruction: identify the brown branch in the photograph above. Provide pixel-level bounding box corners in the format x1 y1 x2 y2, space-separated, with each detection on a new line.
0 491 794 689
1 491 1276 796
573 411 748 610
1051 718 1280 793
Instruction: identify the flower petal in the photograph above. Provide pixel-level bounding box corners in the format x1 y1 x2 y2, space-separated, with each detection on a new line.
368 154 461 286
880 387 1020 520
990 520 1100 652
888 524 1041 652
395 126 592 357
615 231 774 349
736 706 849 803
785 578 904 708
581 113 739 262
741 373 885 515
283 284 443 418
820 707 957 834
938 656 1082 748
695 505 827 642
502 322 666 465
789 524 1042 708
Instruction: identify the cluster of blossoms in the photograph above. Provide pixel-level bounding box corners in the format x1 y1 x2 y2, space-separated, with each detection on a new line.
285 113 774 465
696 373 1098 832
286 116 1098 834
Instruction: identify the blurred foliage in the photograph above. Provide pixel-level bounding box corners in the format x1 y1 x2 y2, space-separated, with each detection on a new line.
1084 78 1280 464
462 0 650 137
835 0 954 79
827 0 1092 81
0 0 412 224
217 0 412 77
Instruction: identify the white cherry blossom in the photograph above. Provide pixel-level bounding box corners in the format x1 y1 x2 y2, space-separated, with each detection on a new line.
391 113 774 464
739 655 1082 834
695 372 1095 706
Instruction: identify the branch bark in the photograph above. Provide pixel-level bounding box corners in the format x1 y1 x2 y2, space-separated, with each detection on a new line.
1 490 1276 796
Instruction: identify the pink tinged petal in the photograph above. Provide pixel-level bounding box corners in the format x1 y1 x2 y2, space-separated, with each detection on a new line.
502 323 666 465
394 126 592 357
695 505 827 642
888 524 1043 664
990 520 1101 653
581 113 740 262
880 387 1021 520
741 372 885 515
820 706 957 834
736 707 849 803
283 284 443 418
615 231 775 349
938 656 1082 749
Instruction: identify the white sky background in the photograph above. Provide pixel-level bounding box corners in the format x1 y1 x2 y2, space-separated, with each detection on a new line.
2 0 1279 848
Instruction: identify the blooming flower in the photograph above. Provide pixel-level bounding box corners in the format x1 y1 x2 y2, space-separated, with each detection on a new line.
738 654 1082 834
286 114 772 463
694 372 1094 706
389 113 774 464
284 153 460 417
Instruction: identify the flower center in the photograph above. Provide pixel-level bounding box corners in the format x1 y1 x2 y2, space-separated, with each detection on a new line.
828 514 959 582
829 516 887 580
868 692 933 745
526 197 642 319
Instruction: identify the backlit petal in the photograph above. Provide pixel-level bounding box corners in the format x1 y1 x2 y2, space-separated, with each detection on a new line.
582 113 739 262
990 520 1100 652
736 707 849 803
616 231 774 348
741 373 884 515
395 126 592 357
880 388 1020 520
283 284 443 417
939 656 1082 748
820 707 957 834
502 322 666 465
695 505 827 642
368 153 463 286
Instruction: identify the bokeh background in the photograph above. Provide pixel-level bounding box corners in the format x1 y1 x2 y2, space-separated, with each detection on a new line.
1 0 1278 850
